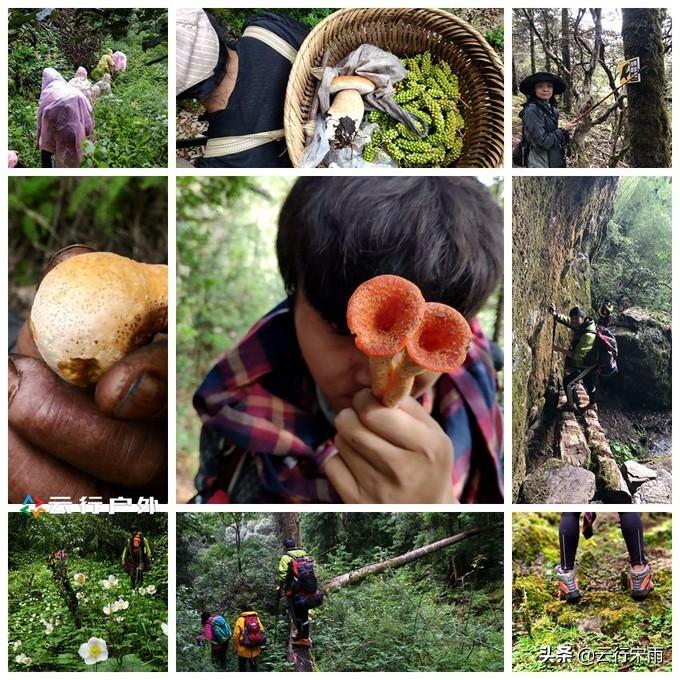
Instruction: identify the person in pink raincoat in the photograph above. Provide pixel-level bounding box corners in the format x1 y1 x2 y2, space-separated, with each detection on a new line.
68 66 94 102
37 68 94 168
112 50 127 73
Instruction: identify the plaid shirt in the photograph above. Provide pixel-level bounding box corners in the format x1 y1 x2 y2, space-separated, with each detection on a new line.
193 300 503 503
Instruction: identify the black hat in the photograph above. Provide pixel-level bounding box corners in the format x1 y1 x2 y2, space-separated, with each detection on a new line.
284 538 296 549
519 72 567 97
569 306 586 318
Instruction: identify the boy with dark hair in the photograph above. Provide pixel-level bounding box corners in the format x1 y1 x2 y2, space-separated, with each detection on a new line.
194 177 503 504
549 303 598 411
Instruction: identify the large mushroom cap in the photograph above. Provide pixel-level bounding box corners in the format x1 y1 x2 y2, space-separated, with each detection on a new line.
30 251 168 386
329 75 376 95
347 274 425 356
406 302 471 372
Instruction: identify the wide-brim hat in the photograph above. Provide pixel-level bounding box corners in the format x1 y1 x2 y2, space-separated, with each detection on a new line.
519 72 566 97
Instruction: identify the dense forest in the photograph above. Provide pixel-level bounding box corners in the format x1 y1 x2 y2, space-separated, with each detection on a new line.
176 512 503 672
513 513 672 672
512 177 671 504
175 177 503 500
8 513 168 672
9 8 167 168
512 8 672 167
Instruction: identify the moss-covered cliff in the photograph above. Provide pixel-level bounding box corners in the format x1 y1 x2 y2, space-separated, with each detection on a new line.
512 177 619 500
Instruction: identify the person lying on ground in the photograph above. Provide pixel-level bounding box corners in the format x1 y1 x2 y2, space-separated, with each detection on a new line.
8 245 168 503
91 48 115 82
176 9 308 168
549 303 598 412
556 512 654 603
277 537 318 647
518 71 577 168
193 177 504 504
37 68 94 168
197 611 231 670
112 49 127 73
232 606 265 672
68 66 94 103
121 524 152 587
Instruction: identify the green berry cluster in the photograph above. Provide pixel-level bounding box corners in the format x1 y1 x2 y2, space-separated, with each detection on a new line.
362 52 465 167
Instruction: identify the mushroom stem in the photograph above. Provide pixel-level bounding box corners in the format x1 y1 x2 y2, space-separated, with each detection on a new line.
381 302 472 408
369 355 395 399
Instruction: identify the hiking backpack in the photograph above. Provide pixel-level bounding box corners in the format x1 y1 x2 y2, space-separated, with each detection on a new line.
512 132 529 167
595 326 618 376
209 615 231 644
241 614 265 648
288 555 324 608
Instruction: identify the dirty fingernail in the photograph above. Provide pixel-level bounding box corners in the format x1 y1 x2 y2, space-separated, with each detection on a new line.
114 372 166 419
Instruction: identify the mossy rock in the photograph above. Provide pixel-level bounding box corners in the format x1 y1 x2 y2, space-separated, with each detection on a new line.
512 573 553 610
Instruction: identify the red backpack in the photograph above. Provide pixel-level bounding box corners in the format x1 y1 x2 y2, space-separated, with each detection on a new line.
241 614 264 648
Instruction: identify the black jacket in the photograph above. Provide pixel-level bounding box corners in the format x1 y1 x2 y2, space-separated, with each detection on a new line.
195 13 309 168
519 99 567 168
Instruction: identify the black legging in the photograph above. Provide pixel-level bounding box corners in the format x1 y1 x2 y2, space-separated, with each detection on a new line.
559 512 646 569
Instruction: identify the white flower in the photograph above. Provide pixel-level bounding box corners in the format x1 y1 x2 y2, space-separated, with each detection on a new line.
73 573 86 586
103 604 113 616
11 640 22 650
45 622 55 634
76 591 86 601
145 584 157 595
100 575 118 590
78 637 108 665
15 653 32 666
116 599 129 610
161 622 169 636
114 616 124 623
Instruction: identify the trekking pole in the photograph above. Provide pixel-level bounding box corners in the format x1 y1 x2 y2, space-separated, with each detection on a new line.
273 588 281 646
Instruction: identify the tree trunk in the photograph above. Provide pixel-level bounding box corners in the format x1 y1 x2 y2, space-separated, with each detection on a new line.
279 513 300 546
322 525 501 593
561 9 572 113
528 11 536 73
543 14 551 71
512 55 518 95
621 8 671 167
492 284 503 344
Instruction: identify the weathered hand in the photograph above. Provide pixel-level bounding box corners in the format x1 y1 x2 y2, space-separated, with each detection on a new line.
8 247 167 503
324 388 456 504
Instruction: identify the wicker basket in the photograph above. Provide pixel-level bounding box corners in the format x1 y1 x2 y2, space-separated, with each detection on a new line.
284 8 504 168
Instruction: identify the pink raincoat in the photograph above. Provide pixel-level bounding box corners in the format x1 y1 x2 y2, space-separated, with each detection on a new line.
37 68 94 168
68 66 94 103
112 51 127 73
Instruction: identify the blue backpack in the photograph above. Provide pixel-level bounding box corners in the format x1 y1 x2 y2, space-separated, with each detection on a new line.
210 615 231 644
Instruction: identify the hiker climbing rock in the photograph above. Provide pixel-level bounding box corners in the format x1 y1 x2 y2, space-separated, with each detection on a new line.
549 303 598 412
278 537 323 647
233 605 265 671
597 298 615 327
197 611 231 670
121 524 152 588
556 512 653 603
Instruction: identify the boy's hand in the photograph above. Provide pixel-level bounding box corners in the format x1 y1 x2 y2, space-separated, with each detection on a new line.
324 388 456 503
549 302 557 316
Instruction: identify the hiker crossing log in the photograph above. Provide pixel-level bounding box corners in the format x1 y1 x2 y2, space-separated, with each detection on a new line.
287 613 313 672
322 525 501 593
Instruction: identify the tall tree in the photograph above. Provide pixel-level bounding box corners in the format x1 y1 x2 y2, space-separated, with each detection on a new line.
560 9 572 112
279 513 300 546
621 9 671 167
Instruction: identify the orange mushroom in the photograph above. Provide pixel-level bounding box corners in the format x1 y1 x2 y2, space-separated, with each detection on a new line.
381 302 472 407
346 275 426 399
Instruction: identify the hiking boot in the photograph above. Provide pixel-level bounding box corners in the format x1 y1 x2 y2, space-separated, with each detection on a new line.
558 403 577 413
629 564 654 601
292 638 311 648
556 566 581 603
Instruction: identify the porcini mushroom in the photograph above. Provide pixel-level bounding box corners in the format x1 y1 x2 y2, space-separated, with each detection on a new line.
381 302 472 408
30 251 168 387
326 75 376 148
346 275 425 398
